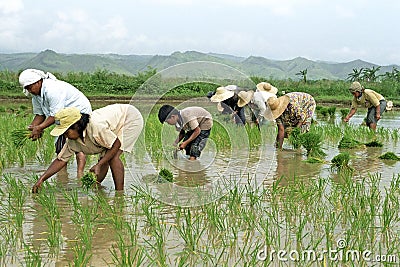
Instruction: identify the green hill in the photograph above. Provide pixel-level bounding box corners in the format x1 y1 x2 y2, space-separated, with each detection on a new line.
0 49 398 80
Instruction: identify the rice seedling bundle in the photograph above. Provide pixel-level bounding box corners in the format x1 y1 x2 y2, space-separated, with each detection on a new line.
288 127 302 149
158 168 174 182
80 172 97 190
378 152 400 161
330 152 353 171
299 131 326 158
11 129 30 148
338 135 363 149
364 140 383 147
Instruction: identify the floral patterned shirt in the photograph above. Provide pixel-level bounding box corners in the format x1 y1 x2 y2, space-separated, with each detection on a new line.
276 92 316 127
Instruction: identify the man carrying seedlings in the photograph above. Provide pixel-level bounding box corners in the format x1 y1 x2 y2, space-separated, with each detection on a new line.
343 81 387 131
18 69 92 175
266 92 316 149
31 104 143 193
158 105 213 161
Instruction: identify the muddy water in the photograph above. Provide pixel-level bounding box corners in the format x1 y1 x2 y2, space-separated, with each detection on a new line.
1 100 399 265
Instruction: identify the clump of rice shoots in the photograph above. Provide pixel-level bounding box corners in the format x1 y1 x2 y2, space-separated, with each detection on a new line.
331 152 353 171
378 152 400 161
327 107 336 117
11 129 31 148
81 172 97 190
300 131 326 159
365 140 383 147
288 127 302 149
305 157 325 164
338 135 363 149
340 109 349 119
158 168 174 182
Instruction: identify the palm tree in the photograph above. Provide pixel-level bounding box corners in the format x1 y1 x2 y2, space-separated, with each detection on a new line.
347 68 363 82
361 66 381 82
296 69 308 83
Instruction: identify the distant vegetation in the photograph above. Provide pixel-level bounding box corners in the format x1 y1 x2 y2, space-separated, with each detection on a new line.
0 68 399 103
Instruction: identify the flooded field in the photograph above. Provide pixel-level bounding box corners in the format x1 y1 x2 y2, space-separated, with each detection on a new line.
1 100 400 266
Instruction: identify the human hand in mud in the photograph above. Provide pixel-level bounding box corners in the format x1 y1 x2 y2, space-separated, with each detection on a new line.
32 181 42 193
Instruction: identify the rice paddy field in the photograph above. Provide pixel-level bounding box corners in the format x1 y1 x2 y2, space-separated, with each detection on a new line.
0 99 400 266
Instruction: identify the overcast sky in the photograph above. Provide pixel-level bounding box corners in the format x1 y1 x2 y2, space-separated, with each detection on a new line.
0 0 399 65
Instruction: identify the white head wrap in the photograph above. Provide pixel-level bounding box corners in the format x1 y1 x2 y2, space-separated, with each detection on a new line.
19 69 57 96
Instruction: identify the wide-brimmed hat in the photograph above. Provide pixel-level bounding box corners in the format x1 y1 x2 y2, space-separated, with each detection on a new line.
349 81 362 93
266 95 290 119
256 82 278 95
50 107 82 136
237 90 254 107
210 86 234 102
386 100 393 111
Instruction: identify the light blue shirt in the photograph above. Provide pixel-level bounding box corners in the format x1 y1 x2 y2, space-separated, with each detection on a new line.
32 78 92 117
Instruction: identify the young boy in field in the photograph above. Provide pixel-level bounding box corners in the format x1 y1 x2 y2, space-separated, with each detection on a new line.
158 105 213 160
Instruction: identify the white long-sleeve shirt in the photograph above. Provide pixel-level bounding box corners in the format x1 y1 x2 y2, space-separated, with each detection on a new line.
32 78 92 117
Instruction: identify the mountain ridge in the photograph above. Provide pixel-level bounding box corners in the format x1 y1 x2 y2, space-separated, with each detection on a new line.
0 49 398 80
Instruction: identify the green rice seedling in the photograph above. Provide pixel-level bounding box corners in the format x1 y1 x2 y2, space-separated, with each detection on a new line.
288 127 302 149
330 152 353 172
22 243 42 267
327 106 336 117
319 107 329 117
299 131 326 158
10 129 30 148
364 140 383 147
378 152 400 160
340 108 349 119
158 168 174 182
34 188 63 251
338 135 363 149
304 157 325 163
80 172 97 190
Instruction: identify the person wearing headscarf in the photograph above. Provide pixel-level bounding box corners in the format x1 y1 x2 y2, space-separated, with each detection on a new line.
267 92 316 149
18 68 92 175
343 81 387 131
210 86 246 125
31 104 143 193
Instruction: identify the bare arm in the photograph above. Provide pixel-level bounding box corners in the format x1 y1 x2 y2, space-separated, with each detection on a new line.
344 108 357 122
30 116 55 140
90 138 122 176
375 104 381 121
179 127 201 150
32 159 68 193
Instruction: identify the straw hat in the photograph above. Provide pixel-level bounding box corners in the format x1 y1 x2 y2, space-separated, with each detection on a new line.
256 82 278 95
349 81 362 93
237 90 254 107
386 100 393 111
50 107 82 136
210 86 234 102
266 95 290 119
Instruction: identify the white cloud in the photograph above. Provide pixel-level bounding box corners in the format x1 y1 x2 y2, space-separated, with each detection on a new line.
0 0 23 14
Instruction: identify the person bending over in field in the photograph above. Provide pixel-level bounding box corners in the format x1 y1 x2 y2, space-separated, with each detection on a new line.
19 68 92 176
32 104 143 193
158 105 213 161
343 81 387 131
267 92 316 149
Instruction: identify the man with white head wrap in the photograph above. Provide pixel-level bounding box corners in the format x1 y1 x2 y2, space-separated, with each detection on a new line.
19 68 92 175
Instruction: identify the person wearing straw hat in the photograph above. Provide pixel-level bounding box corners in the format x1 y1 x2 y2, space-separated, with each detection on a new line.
267 92 316 149
210 86 246 125
158 104 213 161
31 104 143 193
18 68 92 175
238 90 277 125
256 82 278 95
343 81 387 131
